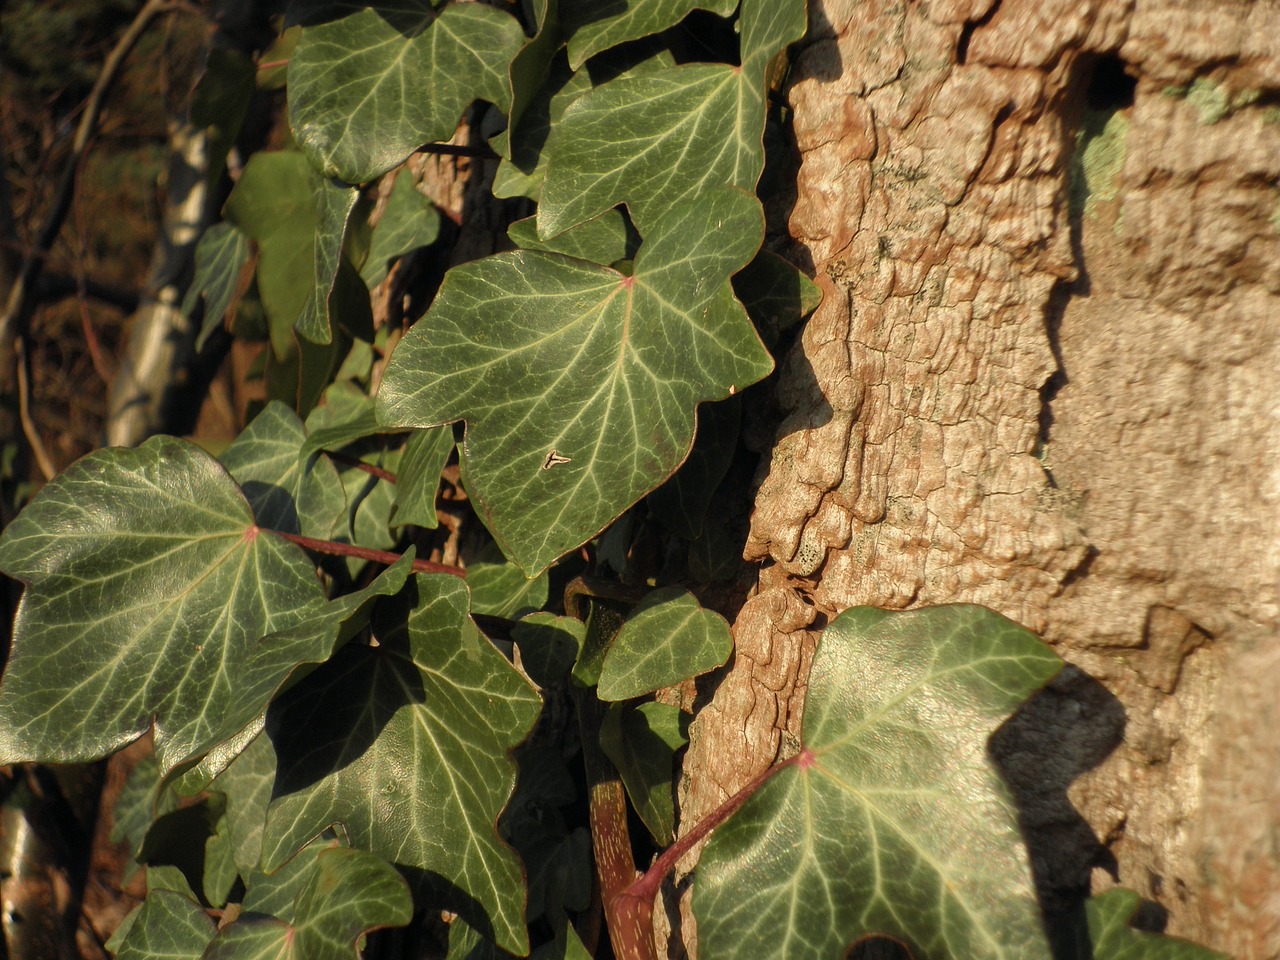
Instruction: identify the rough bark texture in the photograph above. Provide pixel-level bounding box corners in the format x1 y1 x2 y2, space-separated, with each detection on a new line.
681 1 1280 957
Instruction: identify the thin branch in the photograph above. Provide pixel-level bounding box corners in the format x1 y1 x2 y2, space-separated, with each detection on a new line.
0 0 180 382
322 448 398 483
15 337 56 481
413 142 501 161
271 529 465 578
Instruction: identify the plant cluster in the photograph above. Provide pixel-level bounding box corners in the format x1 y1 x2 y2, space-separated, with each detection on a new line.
0 2 1226 958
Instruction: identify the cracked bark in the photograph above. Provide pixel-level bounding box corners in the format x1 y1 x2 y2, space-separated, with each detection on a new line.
678 1 1280 957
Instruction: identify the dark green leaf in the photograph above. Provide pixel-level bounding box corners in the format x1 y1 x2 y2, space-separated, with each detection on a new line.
507 210 631 265
377 186 772 575
560 0 737 69
1086 889 1227 960
206 847 412 960
361 172 441 289
204 808 239 906
219 400 347 540
732 249 822 345
493 52 592 201
287 2 524 183
296 177 359 345
260 575 542 954
597 587 732 700
539 0 807 236
224 151 321 359
468 542 549 619
207 731 277 875
599 701 687 845
511 613 585 688
111 888 216 960
0 438 326 771
191 48 256 186
186 223 252 351
390 427 452 530
694 605 1063 960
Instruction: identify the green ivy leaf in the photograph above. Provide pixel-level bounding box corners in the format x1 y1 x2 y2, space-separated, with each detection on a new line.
204 807 240 906
204 847 412 960
0 435 414 774
206 731 277 875
1086 889 1228 960
361 172 441 289
110 755 179 882
467 542 550 619
377 186 772 575
224 151 321 359
260 575 542 954
507 210 632 265
191 48 256 187
287 1 525 183
296 177 359 345
390 427 452 530
0 438 325 769
112 888 216 960
597 587 732 700
694 605 1062 960
560 0 737 70
219 400 347 540
732 249 823 346
511 613 585 688
539 0 805 237
599 701 687 845
186 222 251 351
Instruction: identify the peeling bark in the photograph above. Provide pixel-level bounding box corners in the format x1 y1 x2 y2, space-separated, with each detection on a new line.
681 1 1280 956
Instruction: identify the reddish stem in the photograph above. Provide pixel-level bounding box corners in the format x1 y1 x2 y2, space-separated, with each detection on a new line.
271 529 464 578
614 749 812 936
322 448 397 483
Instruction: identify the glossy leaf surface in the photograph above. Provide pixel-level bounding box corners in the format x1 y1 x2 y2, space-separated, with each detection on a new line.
377 186 772 574
694 605 1062 960
112 888 216 960
287 1 524 183
260 575 542 954
597 587 733 700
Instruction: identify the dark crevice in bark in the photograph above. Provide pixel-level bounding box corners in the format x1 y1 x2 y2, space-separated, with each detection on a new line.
955 0 1002 65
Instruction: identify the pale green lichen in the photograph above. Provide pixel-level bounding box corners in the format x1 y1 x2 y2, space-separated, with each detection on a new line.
1068 108 1128 221
1166 78 1261 124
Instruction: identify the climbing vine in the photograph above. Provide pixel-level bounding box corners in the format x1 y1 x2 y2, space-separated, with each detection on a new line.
0 2 1226 958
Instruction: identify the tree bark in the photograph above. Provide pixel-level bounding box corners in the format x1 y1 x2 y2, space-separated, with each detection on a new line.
681 1 1280 957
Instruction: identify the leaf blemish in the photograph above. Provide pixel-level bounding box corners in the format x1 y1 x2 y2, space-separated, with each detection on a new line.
542 450 572 470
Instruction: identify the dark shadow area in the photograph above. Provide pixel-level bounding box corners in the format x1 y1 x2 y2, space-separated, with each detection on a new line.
956 0 1002 65
792 0 843 82
1037 279 1071 455
991 665 1126 960
287 1 432 36
267 584 426 797
847 935 912 959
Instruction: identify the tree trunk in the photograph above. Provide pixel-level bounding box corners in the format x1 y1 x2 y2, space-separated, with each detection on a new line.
681 1 1280 957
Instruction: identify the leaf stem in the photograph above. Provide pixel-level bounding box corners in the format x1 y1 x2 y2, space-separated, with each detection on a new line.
270 530 464 578
321 448 398 483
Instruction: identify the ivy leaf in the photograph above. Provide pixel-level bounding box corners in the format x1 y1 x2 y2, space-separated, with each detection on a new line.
296 177 359 345
467 542 550 619
511 614 585 688
1086 889 1228 960
560 0 737 70
693 605 1063 960
361 173 441 289
224 151 321 359
390 427 452 530
186 222 251 351
599 701 687 845
110 755 179 882
0 436 414 775
732 249 823 346
206 732 277 875
507 210 632 265
377 186 772 575
597 587 732 700
596 583 737 701
287 1 525 183
111 888 216 960
219 400 347 540
204 847 412 960
260 575 542 954
539 0 807 236
0 438 326 770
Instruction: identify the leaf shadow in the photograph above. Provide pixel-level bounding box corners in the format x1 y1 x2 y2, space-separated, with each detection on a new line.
990 664 1125 960
240 479 302 535
286 1 432 37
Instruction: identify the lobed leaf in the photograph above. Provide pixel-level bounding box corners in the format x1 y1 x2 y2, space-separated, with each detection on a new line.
287 1 524 183
377 186 773 575
260 575 542 954
560 0 739 70
186 222 251 351
694 604 1062 960
599 701 688 845
361 172 441 289
111 888 216 960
